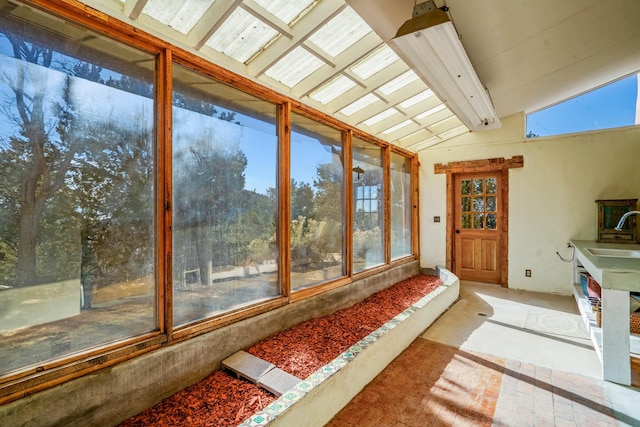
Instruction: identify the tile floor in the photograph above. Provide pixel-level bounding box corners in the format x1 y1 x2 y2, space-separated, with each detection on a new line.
327 281 640 427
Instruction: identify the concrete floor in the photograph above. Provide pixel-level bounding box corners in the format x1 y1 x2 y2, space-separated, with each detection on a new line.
328 281 640 426
422 281 601 377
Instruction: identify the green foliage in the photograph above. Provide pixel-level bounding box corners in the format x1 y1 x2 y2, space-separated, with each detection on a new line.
290 215 326 268
312 161 343 224
0 241 17 285
290 179 314 220
353 226 382 260
0 34 155 289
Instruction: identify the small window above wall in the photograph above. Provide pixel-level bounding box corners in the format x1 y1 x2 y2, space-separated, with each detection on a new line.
526 73 639 138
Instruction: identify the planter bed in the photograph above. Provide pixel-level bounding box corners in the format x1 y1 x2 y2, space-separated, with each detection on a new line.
120 267 459 427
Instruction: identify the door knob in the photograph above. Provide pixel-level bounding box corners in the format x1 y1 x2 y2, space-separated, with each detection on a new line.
455 230 460 234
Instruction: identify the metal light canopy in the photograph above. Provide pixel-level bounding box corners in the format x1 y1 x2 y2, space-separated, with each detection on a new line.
389 1 501 131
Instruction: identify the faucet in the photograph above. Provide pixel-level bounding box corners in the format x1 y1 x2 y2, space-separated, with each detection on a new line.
614 211 640 230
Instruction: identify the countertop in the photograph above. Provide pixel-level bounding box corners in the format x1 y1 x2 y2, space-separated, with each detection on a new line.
571 240 640 291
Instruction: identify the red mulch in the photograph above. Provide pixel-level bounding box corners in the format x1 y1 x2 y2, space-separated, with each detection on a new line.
119 371 275 427
119 274 442 427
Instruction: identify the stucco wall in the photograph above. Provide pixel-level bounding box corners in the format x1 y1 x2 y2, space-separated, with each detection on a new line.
419 114 640 294
0 261 419 427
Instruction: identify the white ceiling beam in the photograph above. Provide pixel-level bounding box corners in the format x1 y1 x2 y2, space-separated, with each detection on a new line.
295 34 382 98
395 96 442 118
188 0 244 50
247 0 346 78
338 79 428 125
402 133 441 151
379 121 423 141
123 0 148 19
415 109 455 129
326 61 409 114
359 111 407 136
241 0 293 39
427 116 464 135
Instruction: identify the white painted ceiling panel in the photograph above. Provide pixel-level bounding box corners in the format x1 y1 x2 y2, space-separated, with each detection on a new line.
340 93 381 116
253 0 315 24
205 7 278 63
308 6 370 57
351 45 399 81
264 46 325 88
310 75 357 104
142 0 215 34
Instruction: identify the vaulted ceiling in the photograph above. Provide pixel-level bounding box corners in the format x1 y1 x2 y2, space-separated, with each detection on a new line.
82 0 640 151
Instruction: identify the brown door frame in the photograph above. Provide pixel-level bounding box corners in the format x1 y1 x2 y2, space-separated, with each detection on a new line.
434 156 524 287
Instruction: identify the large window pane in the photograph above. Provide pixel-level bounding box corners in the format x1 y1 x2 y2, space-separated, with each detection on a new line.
290 112 344 290
172 64 279 327
352 138 384 272
390 152 412 259
0 1 156 375
526 73 639 138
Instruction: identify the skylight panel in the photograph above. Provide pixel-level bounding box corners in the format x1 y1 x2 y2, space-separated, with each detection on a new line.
351 45 399 80
340 93 380 116
379 70 419 96
416 104 447 119
205 7 278 63
399 90 435 109
264 46 324 88
438 125 468 139
310 76 357 104
429 116 463 134
363 108 398 127
254 0 315 24
142 0 215 34
308 6 371 57
405 135 442 151
382 119 413 135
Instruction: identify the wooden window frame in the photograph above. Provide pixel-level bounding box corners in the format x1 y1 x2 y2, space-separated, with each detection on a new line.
0 0 419 403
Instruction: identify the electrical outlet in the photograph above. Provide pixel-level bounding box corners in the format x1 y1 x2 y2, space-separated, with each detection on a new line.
525 269 531 277
434 216 440 223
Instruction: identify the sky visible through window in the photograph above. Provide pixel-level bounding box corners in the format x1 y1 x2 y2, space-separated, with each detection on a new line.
526 73 639 138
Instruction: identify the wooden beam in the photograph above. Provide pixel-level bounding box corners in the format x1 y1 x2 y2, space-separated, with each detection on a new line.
123 0 147 20
344 130 354 278
278 102 291 298
383 145 391 264
435 155 524 174
158 48 172 335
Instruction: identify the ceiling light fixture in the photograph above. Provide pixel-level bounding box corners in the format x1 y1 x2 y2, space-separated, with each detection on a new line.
388 1 501 131
352 166 365 180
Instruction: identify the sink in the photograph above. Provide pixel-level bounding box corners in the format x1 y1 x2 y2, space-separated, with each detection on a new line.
586 247 640 259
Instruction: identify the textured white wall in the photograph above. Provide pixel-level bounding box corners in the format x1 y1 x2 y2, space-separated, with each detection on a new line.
419 114 640 294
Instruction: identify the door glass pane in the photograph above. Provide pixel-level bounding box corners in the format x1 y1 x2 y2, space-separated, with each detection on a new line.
461 214 472 229
486 196 497 212
0 2 156 375
291 112 344 290
461 197 471 212
390 153 412 259
473 179 483 194
172 64 279 327
473 197 484 212
474 214 484 229
461 179 471 195
487 214 497 230
352 138 384 273
486 178 497 194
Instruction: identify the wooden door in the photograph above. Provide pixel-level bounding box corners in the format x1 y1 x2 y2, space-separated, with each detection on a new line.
454 173 502 283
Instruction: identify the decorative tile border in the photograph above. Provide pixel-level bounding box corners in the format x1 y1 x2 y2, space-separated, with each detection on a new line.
238 278 454 427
